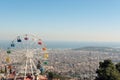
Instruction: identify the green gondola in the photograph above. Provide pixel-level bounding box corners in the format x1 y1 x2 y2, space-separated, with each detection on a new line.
43 61 48 65
7 50 11 54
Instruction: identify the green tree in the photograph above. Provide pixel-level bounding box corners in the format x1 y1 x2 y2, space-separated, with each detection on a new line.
95 59 120 80
48 72 53 80
116 62 120 73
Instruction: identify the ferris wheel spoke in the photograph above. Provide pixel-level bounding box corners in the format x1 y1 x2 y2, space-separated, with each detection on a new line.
10 49 26 54
29 40 37 50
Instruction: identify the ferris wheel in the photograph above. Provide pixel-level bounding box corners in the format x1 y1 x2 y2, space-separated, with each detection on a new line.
6 34 49 79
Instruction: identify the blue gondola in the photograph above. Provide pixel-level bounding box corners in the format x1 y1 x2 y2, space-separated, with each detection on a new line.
11 42 15 47
17 39 22 42
40 67 44 74
11 43 15 47
17 36 22 42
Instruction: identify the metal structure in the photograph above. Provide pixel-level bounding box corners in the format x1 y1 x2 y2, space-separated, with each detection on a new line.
6 34 49 80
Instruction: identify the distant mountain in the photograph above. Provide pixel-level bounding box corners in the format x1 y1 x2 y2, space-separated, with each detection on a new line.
73 46 120 53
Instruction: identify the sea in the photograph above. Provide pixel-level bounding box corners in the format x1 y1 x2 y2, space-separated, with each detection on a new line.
1 40 120 49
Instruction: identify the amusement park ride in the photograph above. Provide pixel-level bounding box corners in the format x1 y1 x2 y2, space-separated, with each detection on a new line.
0 34 49 80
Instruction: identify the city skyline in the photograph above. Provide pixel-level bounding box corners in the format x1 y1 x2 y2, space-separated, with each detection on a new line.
0 0 120 42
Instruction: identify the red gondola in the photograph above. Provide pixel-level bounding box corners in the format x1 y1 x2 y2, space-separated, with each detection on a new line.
24 34 28 40
38 41 42 45
24 37 28 40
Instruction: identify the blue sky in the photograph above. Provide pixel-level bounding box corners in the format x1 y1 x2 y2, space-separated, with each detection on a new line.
0 0 120 42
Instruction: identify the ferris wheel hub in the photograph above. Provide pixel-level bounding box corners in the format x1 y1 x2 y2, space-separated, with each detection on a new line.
26 51 33 58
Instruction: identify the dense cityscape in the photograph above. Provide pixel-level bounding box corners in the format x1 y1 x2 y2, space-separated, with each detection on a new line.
1 47 120 80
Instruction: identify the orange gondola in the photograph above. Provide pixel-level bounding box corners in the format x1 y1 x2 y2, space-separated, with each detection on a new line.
42 47 47 51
